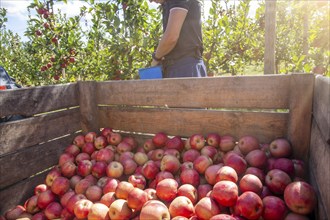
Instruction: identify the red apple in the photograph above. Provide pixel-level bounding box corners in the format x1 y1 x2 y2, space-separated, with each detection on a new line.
142 160 160 179
238 135 260 155
87 203 110 220
96 148 115 163
44 202 62 219
156 178 178 202
204 164 223 185
84 131 97 143
37 190 56 209
128 173 147 189
106 161 124 178
4 205 25 220
177 184 198 204
211 180 238 207
45 167 61 187
34 184 47 195
265 169 292 195
197 184 213 200
219 135 236 152
180 161 194 172
169 196 195 218
165 136 184 151
109 199 132 220
73 199 93 219
194 197 221 220
140 200 170 220
51 176 70 195
101 127 113 137
164 148 180 160
73 135 85 148
152 132 168 148
144 188 158 200
182 149 201 163
69 175 82 189
99 192 116 207
115 181 134 200
85 185 103 202
24 195 40 214
260 185 273 199
269 138 292 158
94 135 107 149
133 152 149 166
61 161 77 178
107 132 122 146
82 142 95 155
149 149 165 161
127 187 149 211
117 141 133 154
273 158 295 176
160 154 181 174
210 214 236 220
122 136 138 149
206 133 221 148
235 191 263 220
284 181 317 215
189 134 205 150
65 144 80 157
223 153 247 176
215 165 238 183
143 139 156 152
245 167 265 184
66 193 87 214
77 159 93 177
91 161 107 178
245 149 267 169
239 174 263 195
32 212 47 220
201 145 218 161
75 178 93 194
292 159 306 179
262 196 288 220
103 178 120 194
193 155 213 174
180 168 200 188
60 190 75 207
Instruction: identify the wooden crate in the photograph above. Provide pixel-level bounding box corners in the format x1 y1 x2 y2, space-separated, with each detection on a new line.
0 73 328 219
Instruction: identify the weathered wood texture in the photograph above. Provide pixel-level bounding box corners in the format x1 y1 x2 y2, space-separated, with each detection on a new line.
310 122 330 220
96 75 291 109
287 74 314 162
0 83 78 117
313 75 330 145
0 172 47 214
78 81 99 133
0 134 76 190
98 106 288 144
0 108 81 155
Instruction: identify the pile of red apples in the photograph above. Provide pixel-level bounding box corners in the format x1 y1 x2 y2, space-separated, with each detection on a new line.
3 128 317 220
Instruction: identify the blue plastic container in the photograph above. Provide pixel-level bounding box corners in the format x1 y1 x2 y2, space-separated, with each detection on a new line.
138 66 163 80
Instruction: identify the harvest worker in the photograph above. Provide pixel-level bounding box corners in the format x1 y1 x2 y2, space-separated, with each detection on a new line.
150 0 207 78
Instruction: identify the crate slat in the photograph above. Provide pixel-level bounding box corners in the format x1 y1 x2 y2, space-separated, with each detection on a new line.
0 83 78 117
98 106 288 144
0 108 81 155
96 75 291 109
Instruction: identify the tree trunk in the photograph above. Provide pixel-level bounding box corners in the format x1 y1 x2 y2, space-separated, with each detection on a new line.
264 0 277 75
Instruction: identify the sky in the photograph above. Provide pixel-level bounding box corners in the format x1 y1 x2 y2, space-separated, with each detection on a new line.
0 0 257 42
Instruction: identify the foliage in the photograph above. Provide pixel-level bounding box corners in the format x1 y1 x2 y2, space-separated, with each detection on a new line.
0 0 329 86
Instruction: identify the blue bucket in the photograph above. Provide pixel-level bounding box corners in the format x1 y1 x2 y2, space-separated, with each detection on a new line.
138 66 163 80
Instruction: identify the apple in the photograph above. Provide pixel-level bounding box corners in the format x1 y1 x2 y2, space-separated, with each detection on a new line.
215 165 238 183
210 214 236 220
100 127 113 137
140 200 170 220
180 168 200 188
34 184 47 195
189 134 205 150
85 185 103 202
128 173 147 189
106 161 124 178
82 142 95 155
156 178 178 202
211 180 238 207
239 174 263 195
73 199 93 219
169 196 195 218
96 148 115 163
269 138 292 158
182 149 201 163
177 184 198 204
181 161 194 172
244 149 267 169
152 132 168 148
292 159 306 179
94 135 107 149
51 176 70 195
206 133 221 148
284 212 310 220
164 148 181 160
234 191 263 220
144 188 158 200
32 212 47 220
4 205 25 220
265 169 292 195
197 184 213 200
204 164 223 185
223 153 247 176
107 132 122 146
73 135 85 148
75 152 91 164
24 195 40 214
119 151 134 162
45 167 61 187
262 196 288 220
58 153 75 167
165 136 184 151
35 30 42 36
115 181 134 200
127 187 149 210
245 167 265 184
37 190 56 209
44 202 62 219
194 197 221 220
117 141 133 154
109 199 133 220
65 144 80 157
160 154 181 174
77 159 93 177
133 152 149 166
193 155 213 174
60 190 75 207
155 171 174 185
87 203 110 220
142 160 160 179
143 139 156 152
260 185 273 199
122 158 138 175
103 178 120 194
66 194 87 214
201 145 218 161
284 181 317 215
122 136 138 149
219 135 236 152
100 192 116 207
238 135 260 155
273 158 295 176
91 161 107 178
69 175 82 189
75 178 93 194
84 131 97 143
61 161 77 178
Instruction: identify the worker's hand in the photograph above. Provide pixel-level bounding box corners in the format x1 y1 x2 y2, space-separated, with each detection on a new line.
151 59 160 67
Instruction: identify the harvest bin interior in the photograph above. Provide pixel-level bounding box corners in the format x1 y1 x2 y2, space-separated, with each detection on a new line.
0 74 329 218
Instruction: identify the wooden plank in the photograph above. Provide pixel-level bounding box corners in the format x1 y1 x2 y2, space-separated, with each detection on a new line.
98 106 288 144
0 83 78 117
0 171 47 215
287 74 314 162
309 121 330 220
313 75 330 145
96 75 291 109
0 134 76 190
78 81 99 133
0 108 81 155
